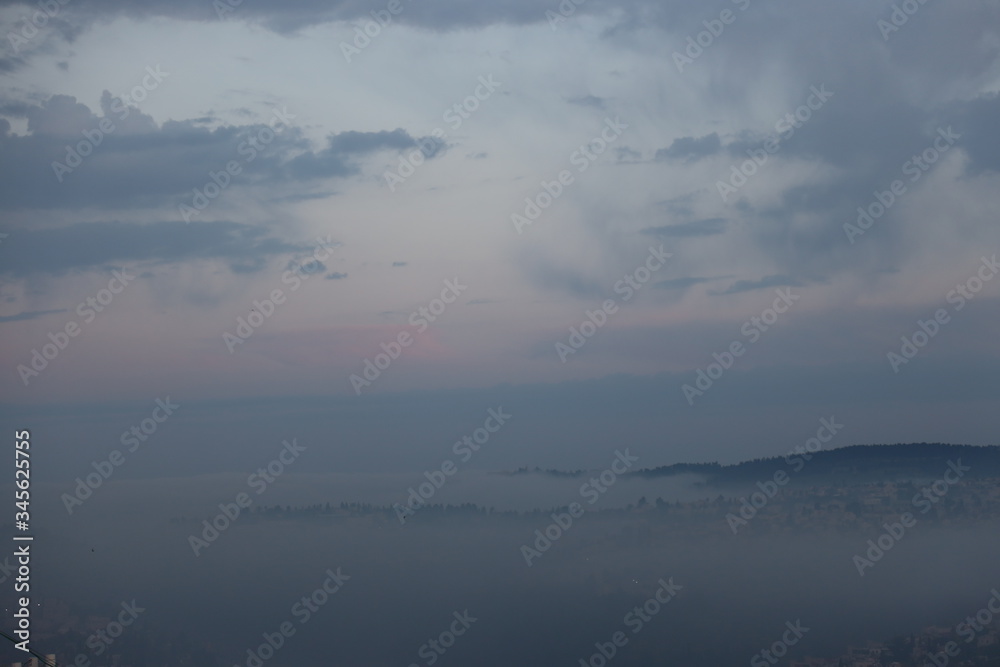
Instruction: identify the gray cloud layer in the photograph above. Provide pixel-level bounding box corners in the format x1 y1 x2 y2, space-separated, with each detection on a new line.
0 220 315 277
0 93 441 210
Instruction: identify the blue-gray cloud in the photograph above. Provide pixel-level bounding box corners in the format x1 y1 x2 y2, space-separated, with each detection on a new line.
655 133 721 163
0 94 441 210
287 129 444 179
711 275 802 296
652 277 711 291
566 95 607 109
642 218 728 238
0 220 315 277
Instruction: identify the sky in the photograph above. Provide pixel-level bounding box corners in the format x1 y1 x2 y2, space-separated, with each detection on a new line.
1 0 1000 473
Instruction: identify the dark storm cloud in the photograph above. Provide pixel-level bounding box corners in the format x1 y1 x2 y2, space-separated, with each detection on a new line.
642 218 728 238
0 93 440 210
655 134 721 163
0 220 313 277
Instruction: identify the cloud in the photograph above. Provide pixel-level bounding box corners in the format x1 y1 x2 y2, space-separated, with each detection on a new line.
327 129 419 154
265 191 336 204
286 129 444 179
229 257 270 273
325 272 348 280
711 275 802 296
655 134 721 163
392 262 408 267
0 94 440 210
0 55 23 73
652 277 711 291
566 94 607 109
642 218 728 238
615 146 642 163
286 258 328 279
952 93 1000 175
0 220 313 278
521 261 606 300
39 0 611 34
0 308 68 323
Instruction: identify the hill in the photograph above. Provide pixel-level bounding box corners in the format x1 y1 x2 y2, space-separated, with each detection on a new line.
632 443 1000 486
